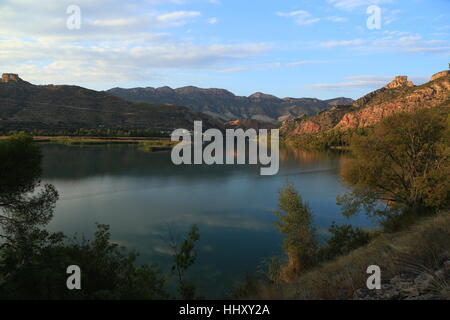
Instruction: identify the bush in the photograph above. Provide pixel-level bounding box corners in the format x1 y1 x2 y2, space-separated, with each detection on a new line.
319 223 372 261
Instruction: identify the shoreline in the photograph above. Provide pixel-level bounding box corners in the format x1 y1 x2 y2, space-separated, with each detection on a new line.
0 136 176 151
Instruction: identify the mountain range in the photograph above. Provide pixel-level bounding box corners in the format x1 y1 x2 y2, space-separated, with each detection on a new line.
0 74 222 134
107 86 353 123
1 71 448 136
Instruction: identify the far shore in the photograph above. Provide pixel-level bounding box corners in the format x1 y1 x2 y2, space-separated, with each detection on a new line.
0 135 170 142
0 136 176 151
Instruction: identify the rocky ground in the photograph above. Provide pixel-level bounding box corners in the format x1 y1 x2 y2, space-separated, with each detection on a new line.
354 260 450 300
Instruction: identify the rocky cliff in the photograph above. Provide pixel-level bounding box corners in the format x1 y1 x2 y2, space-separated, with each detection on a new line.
1 73 30 85
281 71 450 136
384 76 414 89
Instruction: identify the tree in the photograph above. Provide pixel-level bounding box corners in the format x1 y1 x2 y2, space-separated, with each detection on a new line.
0 133 59 253
318 223 371 261
0 133 168 299
169 224 200 300
0 224 167 299
275 182 317 281
338 108 450 226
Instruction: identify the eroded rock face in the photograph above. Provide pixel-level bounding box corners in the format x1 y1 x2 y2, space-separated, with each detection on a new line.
280 105 353 136
292 120 322 135
281 71 450 136
0 75 224 133
1 73 21 83
431 70 450 81
336 76 450 130
384 76 414 89
108 86 354 123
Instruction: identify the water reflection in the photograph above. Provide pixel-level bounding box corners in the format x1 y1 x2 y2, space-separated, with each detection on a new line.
41 143 370 298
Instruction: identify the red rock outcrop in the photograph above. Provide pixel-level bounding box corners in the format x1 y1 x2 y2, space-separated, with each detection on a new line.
431 70 450 81
292 120 322 135
336 75 449 130
384 76 414 89
1 73 21 83
281 71 450 136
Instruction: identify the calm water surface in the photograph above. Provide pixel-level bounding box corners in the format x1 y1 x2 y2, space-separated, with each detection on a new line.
40 144 371 298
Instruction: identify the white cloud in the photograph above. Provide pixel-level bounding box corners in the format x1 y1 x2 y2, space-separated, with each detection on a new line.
207 17 219 24
219 66 251 73
277 10 348 25
316 34 450 54
218 60 332 73
309 74 429 91
157 11 201 23
319 39 365 48
326 0 392 11
277 10 320 25
325 16 348 22
0 0 270 88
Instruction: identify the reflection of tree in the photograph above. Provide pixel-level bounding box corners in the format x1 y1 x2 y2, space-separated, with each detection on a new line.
280 144 343 165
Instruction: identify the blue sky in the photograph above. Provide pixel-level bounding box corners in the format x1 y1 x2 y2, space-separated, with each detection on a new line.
0 0 449 99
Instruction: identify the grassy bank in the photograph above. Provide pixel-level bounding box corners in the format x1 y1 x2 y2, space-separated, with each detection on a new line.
0 136 176 151
237 211 450 300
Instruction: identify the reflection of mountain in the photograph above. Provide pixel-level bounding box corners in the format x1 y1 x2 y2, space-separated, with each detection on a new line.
41 144 261 181
41 144 346 182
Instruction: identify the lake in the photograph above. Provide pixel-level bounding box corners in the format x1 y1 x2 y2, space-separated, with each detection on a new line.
40 143 372 298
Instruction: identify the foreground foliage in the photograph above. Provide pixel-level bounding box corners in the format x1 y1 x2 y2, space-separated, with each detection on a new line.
275 183 317 281
0 133 198 299
338 108 450 227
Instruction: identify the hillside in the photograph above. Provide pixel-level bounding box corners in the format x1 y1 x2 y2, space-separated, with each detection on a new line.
237 211 450 300
281 71 450 136
107 86 353 123
0 74 223 134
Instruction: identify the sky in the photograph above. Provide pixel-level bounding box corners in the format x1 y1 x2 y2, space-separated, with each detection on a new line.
0 0 449 99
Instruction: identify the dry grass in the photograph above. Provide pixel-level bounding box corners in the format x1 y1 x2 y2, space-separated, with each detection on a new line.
239 211 450 300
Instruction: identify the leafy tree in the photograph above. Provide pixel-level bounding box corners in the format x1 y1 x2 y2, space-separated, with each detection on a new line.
0 133 168 299
170 225 200 300
338 108 450 226
0 133 59 253
0 224 167 299
275 182 317 280
318 223 371 261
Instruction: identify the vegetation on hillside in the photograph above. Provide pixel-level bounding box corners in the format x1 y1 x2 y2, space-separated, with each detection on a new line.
285 127 370 150
338 108 450 231
235 107 450 300
1 128 169 138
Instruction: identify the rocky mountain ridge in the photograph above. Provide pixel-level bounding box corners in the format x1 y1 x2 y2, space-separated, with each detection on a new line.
281 70 450 136
0 74 222 134
107 86 354 123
